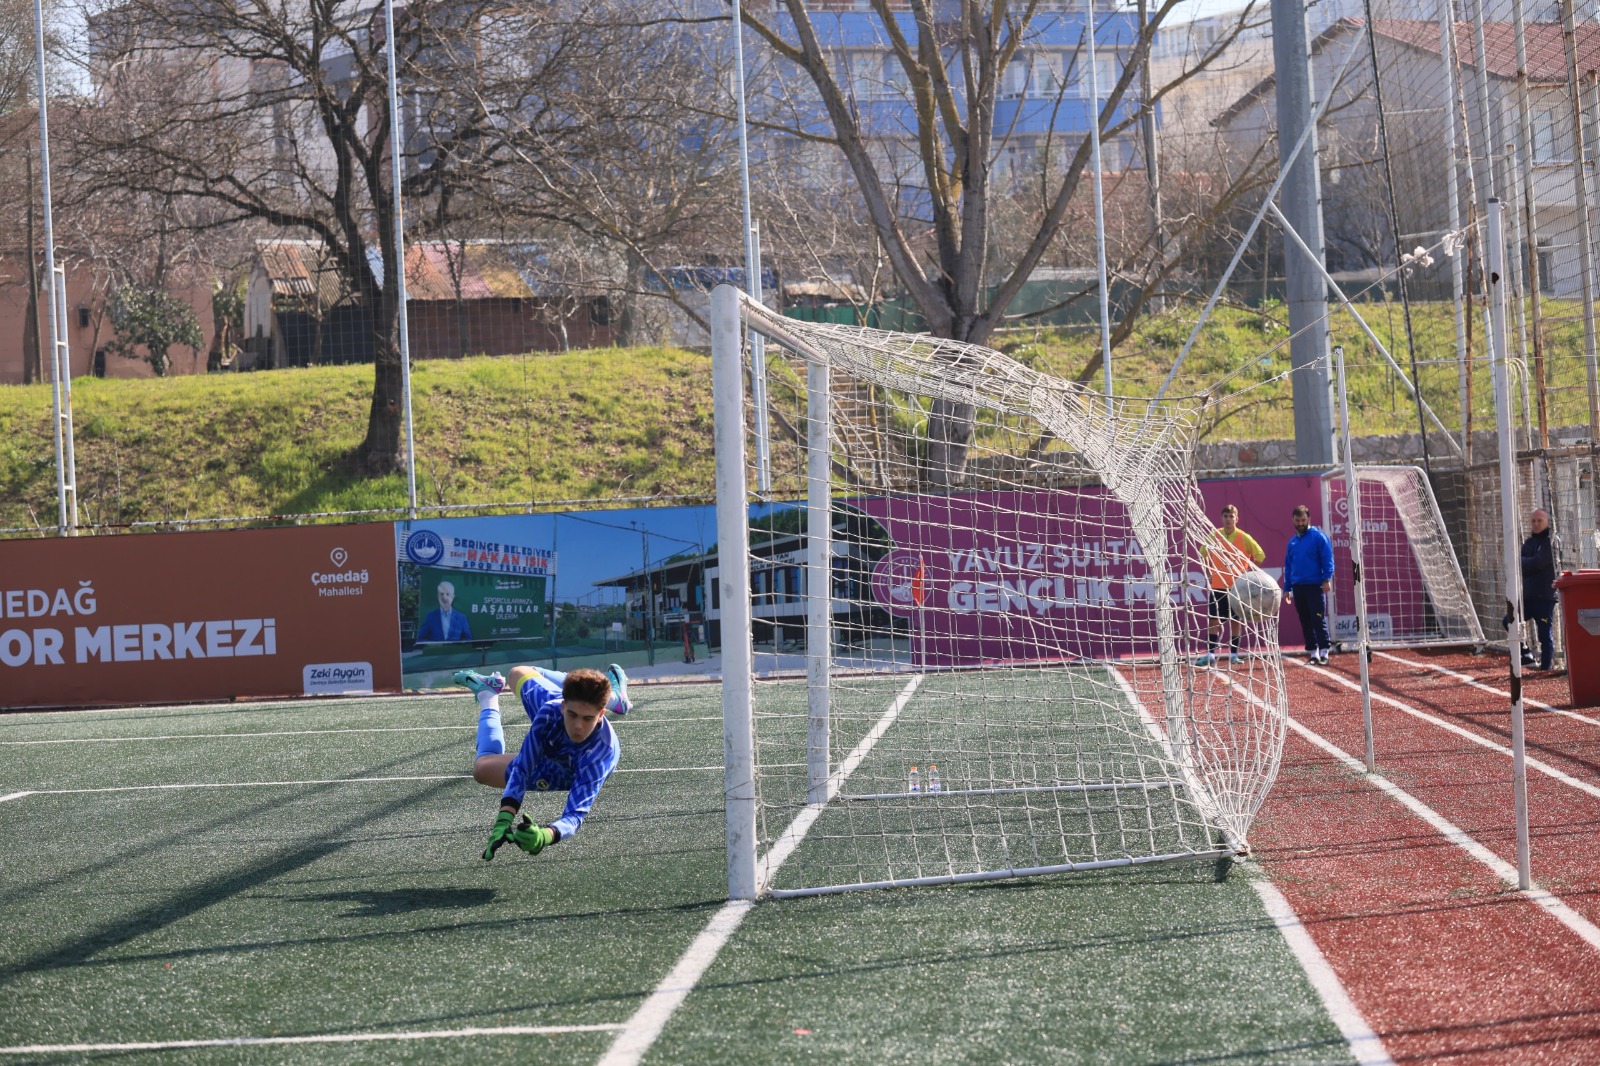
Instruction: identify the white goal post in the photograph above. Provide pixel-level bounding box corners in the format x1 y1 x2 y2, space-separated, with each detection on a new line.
711 286 1289 900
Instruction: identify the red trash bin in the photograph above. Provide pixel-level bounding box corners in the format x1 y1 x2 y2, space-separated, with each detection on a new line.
1553 570 1600 707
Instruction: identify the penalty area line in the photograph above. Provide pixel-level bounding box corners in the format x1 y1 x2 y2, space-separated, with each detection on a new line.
596 674 925 1066
0 1023 625 1056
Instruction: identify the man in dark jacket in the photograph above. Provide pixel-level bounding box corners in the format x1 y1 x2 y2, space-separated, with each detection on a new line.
1518 508 1558 671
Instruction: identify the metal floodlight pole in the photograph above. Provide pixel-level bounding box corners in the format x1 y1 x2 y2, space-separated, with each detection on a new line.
1440 2 1471 462
1334 345 1375 773
1085 0 1113 415
382 0 417 518
1486 198 1533 892
1561 0 1600 443
732 0 771 493
34 0 74 534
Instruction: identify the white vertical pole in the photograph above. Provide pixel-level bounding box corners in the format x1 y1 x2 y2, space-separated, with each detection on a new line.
54 266 76 529
731 0 770 492
382 0 417 518
34 0 73 534
1487 199 1533 892
1335 345 1375 772
713 285 758 900
1440 3 1471 461
1085 0 1113 415
1561 0 1600 443
806 359 831 804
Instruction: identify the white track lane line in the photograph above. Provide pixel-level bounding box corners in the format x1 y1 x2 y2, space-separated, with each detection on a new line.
1372 649 1600 727
595 674 925 1066
0 1023 624 1056
1285 711 1600 955
1293 659 1600 801
1250 880 1394 1066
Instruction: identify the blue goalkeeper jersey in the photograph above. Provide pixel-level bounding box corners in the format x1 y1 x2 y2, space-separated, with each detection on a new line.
504 679 621 841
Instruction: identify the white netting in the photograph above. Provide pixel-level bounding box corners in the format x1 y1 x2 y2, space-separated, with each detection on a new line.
715 293 1289 897
1326 466 1486 648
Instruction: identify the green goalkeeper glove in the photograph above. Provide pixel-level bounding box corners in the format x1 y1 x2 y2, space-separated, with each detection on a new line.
511 817 554 856
483 809 517 861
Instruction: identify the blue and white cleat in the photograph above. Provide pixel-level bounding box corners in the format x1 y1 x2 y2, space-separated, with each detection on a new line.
605 663 632 716
1193 653 1217 668
453 669 506 695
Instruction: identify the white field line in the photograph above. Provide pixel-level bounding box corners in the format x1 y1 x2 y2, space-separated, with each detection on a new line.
0 1023 624 1056
596 674 925 1066
6 764 729 798
1284 710 1600 956
0 725 465 745
1295 660 1600 802
1249 880 1394 1066
1372 650 1600 727
0 714 722 747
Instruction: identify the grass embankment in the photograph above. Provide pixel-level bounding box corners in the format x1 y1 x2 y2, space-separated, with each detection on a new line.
0 298 1588 532
0 346 715 531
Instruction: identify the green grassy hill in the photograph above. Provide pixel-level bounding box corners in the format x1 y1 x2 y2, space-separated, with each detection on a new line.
0 346 716 532
1 299 1586 534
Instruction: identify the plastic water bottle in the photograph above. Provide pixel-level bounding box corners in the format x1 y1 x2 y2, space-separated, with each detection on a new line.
928 765 942 793
908 766 921 793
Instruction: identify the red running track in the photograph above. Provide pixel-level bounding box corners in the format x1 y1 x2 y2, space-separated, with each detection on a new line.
1252 647 1600 1064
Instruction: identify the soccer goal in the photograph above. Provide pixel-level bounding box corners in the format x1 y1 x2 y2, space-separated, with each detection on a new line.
1324 466 1485 649
710 286 1289 900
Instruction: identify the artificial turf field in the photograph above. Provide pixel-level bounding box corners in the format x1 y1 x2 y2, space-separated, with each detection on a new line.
0 677 1361 1065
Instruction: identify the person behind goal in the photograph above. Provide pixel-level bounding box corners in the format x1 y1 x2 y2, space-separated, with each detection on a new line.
453 664 632 859
1196 504 1266 667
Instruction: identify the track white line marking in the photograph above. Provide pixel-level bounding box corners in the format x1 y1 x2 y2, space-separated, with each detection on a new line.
1373 650 1600 727
1285 713 1600 955
596 675 925 1066
1294 660 1600 801
0 1023 624 1056
1250 880 1394 1066
0 792 34 804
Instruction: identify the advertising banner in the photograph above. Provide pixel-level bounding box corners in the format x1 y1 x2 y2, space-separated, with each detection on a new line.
0 523 401 709
848 475 1319 666
396 509 714 690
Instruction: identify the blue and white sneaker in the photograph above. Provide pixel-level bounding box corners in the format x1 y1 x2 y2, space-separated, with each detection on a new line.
605 663 632 716
1194 653 1217 668
453 669 506 695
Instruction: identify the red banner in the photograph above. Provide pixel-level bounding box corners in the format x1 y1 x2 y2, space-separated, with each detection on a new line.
0 523 401 709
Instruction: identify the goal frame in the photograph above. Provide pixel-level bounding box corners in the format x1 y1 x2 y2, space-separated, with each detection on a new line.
712 285 1274 901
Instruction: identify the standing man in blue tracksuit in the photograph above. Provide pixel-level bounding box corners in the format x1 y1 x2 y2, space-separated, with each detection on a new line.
1283 504 1336 665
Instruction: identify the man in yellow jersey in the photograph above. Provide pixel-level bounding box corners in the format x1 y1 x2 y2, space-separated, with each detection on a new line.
1197 504 1266 667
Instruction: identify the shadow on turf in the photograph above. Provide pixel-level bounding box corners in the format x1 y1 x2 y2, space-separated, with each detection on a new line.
0 744 470 980
290 887 498 916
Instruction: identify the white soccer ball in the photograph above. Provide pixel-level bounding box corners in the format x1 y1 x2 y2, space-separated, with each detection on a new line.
1228 568 1283 621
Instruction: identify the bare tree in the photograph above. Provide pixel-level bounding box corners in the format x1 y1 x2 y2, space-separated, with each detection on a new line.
66 0 635 474
735 0 1270 484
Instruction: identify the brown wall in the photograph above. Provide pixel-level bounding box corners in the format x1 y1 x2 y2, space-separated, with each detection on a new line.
405 298 616 359
0 522 401 709
0 252 216 385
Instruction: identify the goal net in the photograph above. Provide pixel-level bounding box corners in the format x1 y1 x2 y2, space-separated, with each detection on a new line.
710 287 1289 899
1325 466 1485 649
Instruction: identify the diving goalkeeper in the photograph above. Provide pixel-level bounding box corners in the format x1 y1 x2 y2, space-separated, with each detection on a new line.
454 664 630 859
